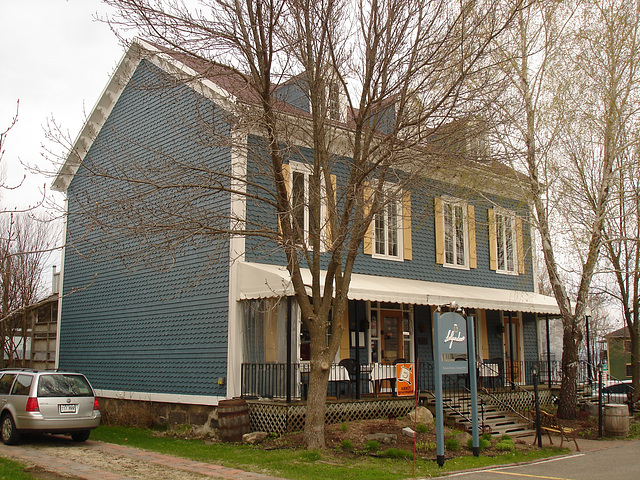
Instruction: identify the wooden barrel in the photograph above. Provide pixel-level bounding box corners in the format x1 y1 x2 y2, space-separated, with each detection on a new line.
604 404 629 437
218 398 251 442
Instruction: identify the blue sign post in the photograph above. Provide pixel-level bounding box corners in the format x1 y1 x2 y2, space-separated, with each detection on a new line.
433 311 479 466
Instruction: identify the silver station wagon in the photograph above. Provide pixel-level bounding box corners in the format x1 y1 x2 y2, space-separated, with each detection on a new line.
0 369 101 445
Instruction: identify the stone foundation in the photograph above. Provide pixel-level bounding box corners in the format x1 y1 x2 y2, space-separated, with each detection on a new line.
98 397 219 435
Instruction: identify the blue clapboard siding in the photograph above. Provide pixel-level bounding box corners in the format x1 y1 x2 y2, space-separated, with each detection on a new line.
522 312 539 363
244 137 535 293
59 60 232 397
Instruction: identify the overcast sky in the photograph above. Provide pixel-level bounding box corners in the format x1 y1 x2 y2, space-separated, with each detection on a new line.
1 0 124 211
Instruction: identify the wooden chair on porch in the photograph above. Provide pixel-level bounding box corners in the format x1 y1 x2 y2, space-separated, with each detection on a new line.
337 359 358 398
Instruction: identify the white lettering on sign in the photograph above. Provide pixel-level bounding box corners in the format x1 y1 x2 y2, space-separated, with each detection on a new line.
444 324 466 349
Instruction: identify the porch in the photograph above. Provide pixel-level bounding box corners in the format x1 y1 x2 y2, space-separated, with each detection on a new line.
241 359 594 435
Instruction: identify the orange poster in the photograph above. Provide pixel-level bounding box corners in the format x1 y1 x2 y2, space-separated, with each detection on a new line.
396 363 415 396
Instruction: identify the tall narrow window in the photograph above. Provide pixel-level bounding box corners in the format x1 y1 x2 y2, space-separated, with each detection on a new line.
289 162 324 247
443 200 467 267
373 190 402 259
495 211 517 274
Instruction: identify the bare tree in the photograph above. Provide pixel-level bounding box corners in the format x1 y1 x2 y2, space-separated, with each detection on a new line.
48 0 524 448
0 213 54 366
489 0 634 418
601 144 640 400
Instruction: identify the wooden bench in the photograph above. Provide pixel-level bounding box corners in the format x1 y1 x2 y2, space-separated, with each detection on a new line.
534 410 580 451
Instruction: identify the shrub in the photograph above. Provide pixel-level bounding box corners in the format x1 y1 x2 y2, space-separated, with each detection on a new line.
416 441 436 452
499 435 514 443
340 423 348 432
481 432 493 442
416 423 430 433
381 448 413 459
445 438 460 451
467 437 492 450
340 440 353 450
495 441 515 452
363 440 380 452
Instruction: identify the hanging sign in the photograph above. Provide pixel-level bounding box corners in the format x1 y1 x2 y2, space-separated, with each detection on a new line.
437 312 468 373
395 363 415 396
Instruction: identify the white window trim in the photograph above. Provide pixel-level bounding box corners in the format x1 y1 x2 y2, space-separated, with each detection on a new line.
494 209 518 275
372 184 404 261
441 196 469 270
289 161 327 251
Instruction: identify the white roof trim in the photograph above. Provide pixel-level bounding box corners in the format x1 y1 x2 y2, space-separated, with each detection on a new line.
52 38 238 193
237 261 560 315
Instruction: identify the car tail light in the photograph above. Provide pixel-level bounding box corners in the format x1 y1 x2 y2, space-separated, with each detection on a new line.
26 397 39 412
93 397 99 410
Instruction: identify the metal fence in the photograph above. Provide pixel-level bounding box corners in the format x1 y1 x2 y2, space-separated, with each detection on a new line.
241 359 597 401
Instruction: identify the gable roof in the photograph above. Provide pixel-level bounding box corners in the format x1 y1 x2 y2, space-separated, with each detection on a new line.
53 39 526 198
605 326 630 338
52 38 246 193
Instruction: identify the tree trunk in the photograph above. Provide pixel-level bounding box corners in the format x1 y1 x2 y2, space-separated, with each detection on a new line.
303 364 331 449
557 316 581 418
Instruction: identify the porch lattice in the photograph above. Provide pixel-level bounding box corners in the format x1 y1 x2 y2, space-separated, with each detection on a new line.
247 398 414 434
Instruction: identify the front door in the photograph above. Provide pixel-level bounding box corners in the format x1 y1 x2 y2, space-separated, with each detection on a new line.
381 310 403 364
503 313 521 383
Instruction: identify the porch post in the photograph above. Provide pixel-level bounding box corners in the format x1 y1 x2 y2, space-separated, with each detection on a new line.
546 314 552 388
286 297 292 403
508 311 515 389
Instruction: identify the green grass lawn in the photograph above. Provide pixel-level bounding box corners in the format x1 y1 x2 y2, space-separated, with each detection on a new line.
90 425 565 480
0 457 39 480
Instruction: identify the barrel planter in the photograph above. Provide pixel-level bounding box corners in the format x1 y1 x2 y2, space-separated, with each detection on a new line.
603 404 629 437
218 398 251 442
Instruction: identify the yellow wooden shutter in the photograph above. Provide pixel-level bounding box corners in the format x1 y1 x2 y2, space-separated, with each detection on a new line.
488 208 497 270
516 216 525 274
435 197 444 264
468 204 476 268
480 311 490 360
363 183 373 255
403 191 412 260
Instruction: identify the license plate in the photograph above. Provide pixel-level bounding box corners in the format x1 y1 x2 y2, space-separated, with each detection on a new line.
59 404 77 414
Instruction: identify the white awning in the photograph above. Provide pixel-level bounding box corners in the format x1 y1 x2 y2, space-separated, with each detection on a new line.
236 262 560 315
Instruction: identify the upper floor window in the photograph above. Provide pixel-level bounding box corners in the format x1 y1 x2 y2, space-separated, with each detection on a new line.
495 211 517 274
444 200 467 267
290 162 323 247
374 195 402 259
488 207 524 275
435 197 476 269
364 185 412 261
282 162 336 250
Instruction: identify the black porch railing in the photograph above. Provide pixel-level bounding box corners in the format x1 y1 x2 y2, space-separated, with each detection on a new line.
241 359 595 401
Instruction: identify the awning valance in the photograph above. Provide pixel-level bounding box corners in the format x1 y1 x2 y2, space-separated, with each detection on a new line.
236 262 560 315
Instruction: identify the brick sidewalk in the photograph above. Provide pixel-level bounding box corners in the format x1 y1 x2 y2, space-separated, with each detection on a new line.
0 440 287 480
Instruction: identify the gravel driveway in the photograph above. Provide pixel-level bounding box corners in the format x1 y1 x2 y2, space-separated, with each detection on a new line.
0 435 284 480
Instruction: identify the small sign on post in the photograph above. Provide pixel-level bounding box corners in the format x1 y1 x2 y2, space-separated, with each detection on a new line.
396 363 414 396
433 310 479 466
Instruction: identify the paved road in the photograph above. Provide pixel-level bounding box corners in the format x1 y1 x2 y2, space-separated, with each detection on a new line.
431 440 640 480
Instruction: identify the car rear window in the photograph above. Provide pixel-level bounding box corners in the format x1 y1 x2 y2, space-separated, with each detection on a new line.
37 374 93 398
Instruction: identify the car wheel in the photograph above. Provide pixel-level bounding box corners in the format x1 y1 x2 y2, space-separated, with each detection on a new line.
1 414 20 445
71 430 90 442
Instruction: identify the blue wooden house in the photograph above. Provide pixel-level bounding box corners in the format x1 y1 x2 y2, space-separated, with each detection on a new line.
52 39 560 426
